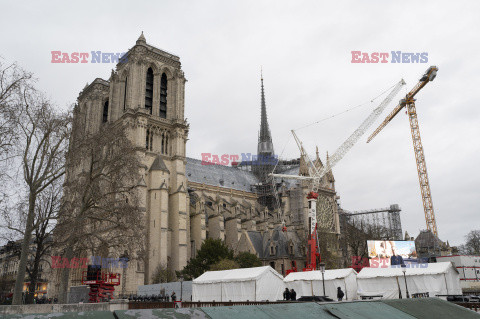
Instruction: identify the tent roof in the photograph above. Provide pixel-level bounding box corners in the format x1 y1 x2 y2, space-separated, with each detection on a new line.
284 268 357 282
194 266 283 284
357 262 457 279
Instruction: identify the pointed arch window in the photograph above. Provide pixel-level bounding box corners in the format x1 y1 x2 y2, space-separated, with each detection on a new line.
123 77 128 110
161 132 165 154
146 129 153 151
102 100 109 123
145 68 153 114
165 135 168 155
159 73 167 118
160 132 169 155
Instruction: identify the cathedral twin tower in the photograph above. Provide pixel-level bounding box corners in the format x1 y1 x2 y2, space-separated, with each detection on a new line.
74 33 190 287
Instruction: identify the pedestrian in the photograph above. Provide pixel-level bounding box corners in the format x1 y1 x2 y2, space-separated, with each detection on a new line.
283 287 291 301
337 287 344 301
290 288 296 301
171 291 176 302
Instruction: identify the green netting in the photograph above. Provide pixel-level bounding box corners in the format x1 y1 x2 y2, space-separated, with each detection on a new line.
202 302 335 319
384 298 480 319
4 298 477 319
200 305 271 319
319 301 416 319
253 303 334 319
115 308 211 319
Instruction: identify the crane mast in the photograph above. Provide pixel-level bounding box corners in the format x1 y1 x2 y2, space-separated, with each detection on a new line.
367 66 439 236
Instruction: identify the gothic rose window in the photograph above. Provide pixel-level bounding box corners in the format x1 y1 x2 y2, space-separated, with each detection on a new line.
316 193 336 233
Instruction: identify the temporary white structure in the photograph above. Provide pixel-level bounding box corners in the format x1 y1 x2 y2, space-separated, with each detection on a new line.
284 268 358 300
357 262 462 299
192 266 285 302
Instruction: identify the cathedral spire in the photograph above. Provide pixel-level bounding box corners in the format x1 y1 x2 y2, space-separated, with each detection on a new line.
258 69 274 156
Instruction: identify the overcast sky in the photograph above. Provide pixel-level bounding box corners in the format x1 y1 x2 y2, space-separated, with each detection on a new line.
1 0 479 246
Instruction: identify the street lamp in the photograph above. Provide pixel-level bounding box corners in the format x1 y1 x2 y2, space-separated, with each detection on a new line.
319 262 326 297
179 275 184 302
119 251 129 298
401 264 410 298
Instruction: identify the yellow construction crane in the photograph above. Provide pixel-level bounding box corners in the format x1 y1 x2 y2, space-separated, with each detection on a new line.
367 66 439 236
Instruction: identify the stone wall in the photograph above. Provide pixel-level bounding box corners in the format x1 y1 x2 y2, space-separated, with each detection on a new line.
0 300 128 315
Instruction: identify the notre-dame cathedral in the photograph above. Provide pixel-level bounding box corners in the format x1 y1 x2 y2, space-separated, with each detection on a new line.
57 33 341 294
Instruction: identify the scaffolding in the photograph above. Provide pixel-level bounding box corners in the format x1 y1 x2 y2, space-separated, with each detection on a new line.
236 157 301 211
289 187 305 225
339 204 402 240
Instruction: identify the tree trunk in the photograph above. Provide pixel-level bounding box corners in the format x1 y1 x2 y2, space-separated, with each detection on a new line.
12 192 36 305
25 243 43 304
25 266 39 304
58 243 74 304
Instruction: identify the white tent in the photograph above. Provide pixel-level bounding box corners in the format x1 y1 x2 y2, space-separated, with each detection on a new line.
284 268 358 300
357 262 462 299
192 266 284 302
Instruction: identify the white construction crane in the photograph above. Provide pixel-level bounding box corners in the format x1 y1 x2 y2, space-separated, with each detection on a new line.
269 79 405 270
271 79 405 189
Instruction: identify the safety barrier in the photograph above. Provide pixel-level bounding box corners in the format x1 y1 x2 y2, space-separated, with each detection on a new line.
128 300 295 309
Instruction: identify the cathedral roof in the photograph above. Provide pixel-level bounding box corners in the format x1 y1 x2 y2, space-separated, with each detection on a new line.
130 33 180 63
185 157 259 192
245 227 304 260
150 155 169 172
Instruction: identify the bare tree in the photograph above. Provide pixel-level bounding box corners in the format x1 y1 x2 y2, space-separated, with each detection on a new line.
461 230 480 255
0 58 33 159
26 182 61 303
339 218 389 268
151 264 176 284
55 111 145 303
0 59 34 218
0 182 61 303
10 90 70 305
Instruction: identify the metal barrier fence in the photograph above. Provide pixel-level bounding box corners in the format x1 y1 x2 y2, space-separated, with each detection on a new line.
455 303 480 312
411 292 429 298
128 300 296 309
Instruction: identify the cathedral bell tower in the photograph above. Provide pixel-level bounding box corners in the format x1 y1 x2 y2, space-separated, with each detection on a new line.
107 32 189 283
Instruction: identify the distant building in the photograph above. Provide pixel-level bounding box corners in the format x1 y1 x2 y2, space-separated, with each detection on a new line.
415 230 452 260
0 240 51 301
436 255 480 293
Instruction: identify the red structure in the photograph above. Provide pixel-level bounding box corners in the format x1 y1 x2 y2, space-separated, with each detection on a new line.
81 270 121 303
286 191 321 274
304 192 321 271
285 261 298 276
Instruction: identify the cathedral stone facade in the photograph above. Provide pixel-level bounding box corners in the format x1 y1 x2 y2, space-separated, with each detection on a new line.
61 33 341 294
